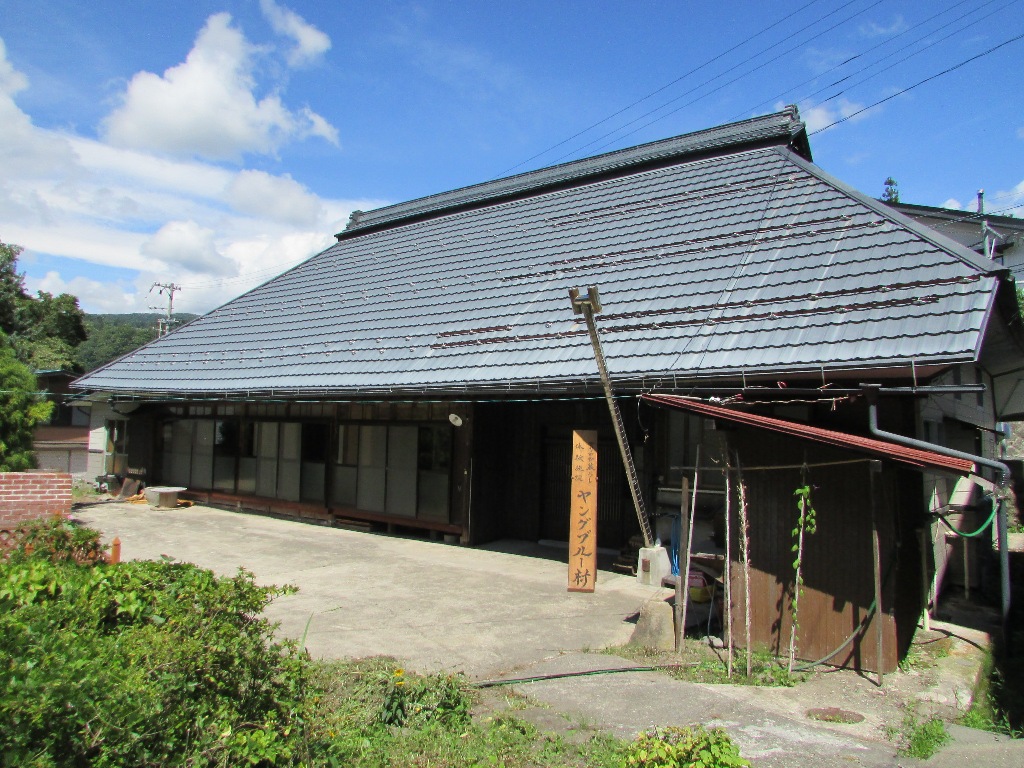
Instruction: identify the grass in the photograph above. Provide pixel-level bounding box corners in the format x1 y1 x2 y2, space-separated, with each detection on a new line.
71 478 102 502
958 645 1024 738
886 708 951 759
606 641 804 687
306 658 631 767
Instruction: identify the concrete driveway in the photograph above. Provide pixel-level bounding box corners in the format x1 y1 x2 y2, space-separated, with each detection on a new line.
75 501 667 678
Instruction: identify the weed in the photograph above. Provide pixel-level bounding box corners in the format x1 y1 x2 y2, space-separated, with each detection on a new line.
624 725 749 768
958 647 1024 737
608 641 804 687
886 709 950 759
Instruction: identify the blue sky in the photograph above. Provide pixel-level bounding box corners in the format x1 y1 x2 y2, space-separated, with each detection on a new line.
1 0 1021 314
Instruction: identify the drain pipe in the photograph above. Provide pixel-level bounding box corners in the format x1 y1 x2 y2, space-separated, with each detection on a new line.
861 384 1011 650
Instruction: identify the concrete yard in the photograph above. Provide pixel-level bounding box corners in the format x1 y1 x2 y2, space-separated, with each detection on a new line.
75 500 667 677
75 499 1024 767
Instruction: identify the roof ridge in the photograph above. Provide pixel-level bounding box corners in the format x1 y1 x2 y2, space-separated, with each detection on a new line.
339 106 808 237
779 149 1005 276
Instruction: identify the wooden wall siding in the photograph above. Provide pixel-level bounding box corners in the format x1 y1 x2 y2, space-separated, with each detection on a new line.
470 400 642 548
727 429 901 674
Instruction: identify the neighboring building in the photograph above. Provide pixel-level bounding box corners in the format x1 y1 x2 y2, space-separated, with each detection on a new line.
888 201 1024 277
33 370 90 477
73 107 1024 672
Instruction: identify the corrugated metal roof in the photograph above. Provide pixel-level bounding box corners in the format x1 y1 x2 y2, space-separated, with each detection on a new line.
640 393 976 474
73 108 1004 397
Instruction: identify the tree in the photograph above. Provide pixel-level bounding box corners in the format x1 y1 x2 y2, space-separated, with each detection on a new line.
880 177 900 204
0 240 25 335
0 238 88 371
75 321 157 373
0 344 52 471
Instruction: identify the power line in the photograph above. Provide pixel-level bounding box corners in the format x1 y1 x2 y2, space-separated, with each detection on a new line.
798 0 1018 123
735 0 994 120
492 0 828 178
808 31 1024 135
546 0 885 164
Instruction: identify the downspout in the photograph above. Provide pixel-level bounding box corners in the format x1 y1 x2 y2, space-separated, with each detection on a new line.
861 384 1011 650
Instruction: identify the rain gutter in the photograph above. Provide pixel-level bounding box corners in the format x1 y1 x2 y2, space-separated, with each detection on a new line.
861 383 1012 649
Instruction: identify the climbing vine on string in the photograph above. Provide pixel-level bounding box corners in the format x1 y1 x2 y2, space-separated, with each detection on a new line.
788 482 818 673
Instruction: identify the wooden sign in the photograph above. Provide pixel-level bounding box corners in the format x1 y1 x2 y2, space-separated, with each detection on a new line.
568 429 598 593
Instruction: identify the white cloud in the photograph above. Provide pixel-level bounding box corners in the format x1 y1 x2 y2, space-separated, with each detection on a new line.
941 198 963 211
992 181 1024 215
0 38 77 177
141 221 237 276
226 170 324 226
1017 126 1024 140
259 0 331 67
0 26 379 315
24 271 145 314
860 16 908 38
790 98 879 133
101 13 337 160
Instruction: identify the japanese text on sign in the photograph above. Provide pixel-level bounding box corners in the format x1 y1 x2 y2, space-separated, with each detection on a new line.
568 429 598 593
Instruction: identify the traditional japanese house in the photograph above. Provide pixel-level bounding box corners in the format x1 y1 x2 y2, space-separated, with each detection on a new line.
73 107 1024 672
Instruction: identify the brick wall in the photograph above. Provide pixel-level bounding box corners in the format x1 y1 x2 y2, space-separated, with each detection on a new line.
0 472 73 529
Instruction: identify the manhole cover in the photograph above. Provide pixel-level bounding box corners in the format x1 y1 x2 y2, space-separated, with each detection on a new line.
806 707 865 724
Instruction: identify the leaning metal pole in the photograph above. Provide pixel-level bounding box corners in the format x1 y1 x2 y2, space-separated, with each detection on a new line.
570 286 654 548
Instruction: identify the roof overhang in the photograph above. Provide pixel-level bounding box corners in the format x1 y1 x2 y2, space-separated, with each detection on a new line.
640 393 975 474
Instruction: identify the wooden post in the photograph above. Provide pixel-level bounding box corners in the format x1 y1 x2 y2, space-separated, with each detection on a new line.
108 537 121 565
568 430 598 593
724 451 734 679
870 460 884 686
674 478 688 652
737 454 753 684
677 444 701 652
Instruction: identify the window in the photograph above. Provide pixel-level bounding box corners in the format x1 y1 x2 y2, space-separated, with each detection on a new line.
417 426 452 521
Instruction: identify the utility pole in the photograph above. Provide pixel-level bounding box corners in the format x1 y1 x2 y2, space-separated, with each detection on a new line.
150 282 181 337
978 190 992 260
569 285 654 548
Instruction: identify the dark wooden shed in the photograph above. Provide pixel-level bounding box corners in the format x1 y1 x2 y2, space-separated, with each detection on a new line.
642 394 978 675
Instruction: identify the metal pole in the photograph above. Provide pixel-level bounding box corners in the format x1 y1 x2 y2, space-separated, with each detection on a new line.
863 385 1011 648
675 477 688 652
679 445 701 650
570 286 653 547
918 528 931 632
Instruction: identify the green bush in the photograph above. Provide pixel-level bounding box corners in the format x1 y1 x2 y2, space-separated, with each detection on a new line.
6 517 108 564
624 725 749 768
0 539 310 766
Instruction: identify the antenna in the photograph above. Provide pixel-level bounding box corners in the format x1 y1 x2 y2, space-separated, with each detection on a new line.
149 282 182 337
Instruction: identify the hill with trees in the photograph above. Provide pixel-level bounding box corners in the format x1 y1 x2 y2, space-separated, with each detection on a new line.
77 313 198 373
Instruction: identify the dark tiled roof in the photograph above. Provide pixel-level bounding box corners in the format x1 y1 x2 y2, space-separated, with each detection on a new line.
74 110 1003 397
342 106 809 235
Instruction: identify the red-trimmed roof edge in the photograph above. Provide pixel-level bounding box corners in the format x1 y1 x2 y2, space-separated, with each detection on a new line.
640 393 975 474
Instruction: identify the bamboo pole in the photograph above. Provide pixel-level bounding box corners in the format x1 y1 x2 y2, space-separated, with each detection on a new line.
724 450 734 679
678 444 701 651
870 461 884 686
736 454 753 679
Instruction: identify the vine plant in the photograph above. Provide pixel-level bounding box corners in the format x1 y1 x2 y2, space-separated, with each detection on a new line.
788 482 818 672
